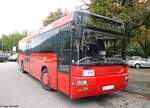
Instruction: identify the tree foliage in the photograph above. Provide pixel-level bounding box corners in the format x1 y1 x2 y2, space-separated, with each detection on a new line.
43 9 67 26
82 0 150 57
135 26 150 57
0 32 27 52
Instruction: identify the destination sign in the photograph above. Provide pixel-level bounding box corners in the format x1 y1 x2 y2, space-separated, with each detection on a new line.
82 14 125 34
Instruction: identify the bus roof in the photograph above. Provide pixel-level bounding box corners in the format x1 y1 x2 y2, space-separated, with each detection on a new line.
19 12 74 43
19 11 124 43
77 11 124 24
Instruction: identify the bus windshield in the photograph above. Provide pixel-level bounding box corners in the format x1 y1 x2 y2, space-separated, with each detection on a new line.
72 29 126 66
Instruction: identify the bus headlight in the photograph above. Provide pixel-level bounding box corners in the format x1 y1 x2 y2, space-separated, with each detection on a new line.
77 80 88 86
82 70 95 76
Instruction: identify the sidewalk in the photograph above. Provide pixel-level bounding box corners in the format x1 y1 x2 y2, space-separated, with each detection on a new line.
124 68 150 97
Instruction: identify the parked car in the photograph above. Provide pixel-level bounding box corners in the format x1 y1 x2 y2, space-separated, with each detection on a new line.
127 58 150 69
131 56 142 60
126 56 141 61
7 54 18 61
0 53 8 62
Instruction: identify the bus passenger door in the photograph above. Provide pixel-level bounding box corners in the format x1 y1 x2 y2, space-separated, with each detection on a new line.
25 41 31 73
57 30 71 95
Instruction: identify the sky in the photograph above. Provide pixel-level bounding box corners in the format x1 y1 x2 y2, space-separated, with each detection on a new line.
0 0 83 35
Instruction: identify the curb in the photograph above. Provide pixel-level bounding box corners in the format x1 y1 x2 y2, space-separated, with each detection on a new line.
123 88 150 97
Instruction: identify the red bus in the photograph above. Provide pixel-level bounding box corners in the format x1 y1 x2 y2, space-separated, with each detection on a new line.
18 11 128 100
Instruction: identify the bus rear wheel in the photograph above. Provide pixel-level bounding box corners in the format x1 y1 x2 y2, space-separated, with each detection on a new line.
41 68 52 91
21 62 27 73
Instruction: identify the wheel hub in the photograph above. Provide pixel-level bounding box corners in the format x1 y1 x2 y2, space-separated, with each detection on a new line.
42 73 49 86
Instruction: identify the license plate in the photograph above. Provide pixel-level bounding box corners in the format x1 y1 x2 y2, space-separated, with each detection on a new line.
102 85 114 91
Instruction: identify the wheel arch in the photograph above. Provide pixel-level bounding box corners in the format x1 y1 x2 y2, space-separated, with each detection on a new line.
21 60 23 64
40 65 53 91
135 63 141 68
41 65 48 73
135 62 140 66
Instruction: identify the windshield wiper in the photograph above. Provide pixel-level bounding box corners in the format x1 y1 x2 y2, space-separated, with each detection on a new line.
75 56 91 64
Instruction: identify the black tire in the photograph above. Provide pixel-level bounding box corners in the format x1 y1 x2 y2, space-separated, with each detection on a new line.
21 62 27 73
41 68 53 91
135 63 140 69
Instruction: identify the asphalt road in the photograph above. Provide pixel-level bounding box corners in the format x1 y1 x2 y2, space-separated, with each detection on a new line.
127 68 150 96
0 62 150 108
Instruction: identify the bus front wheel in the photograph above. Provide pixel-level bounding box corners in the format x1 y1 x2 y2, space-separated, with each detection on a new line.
41 68 52 91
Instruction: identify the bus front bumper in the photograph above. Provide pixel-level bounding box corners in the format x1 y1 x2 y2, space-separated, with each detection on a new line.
70 74 128 100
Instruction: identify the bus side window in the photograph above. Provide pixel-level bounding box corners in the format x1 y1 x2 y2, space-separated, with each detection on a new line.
53 34 59 53
58 30 71 73
19 42 26 53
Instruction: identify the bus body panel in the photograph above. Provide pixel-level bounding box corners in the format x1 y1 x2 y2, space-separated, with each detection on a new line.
71 66 128 77
70 71 127 100
29 53 41 79
19 53 58 90
47 54 57 90
58 72 70 95
31 53 58 90
70 65 128 100
18 52 26 69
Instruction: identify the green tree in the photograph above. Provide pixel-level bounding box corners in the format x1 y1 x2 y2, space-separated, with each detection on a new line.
135 26 150 57
0 32 27 52
43 9 67 26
